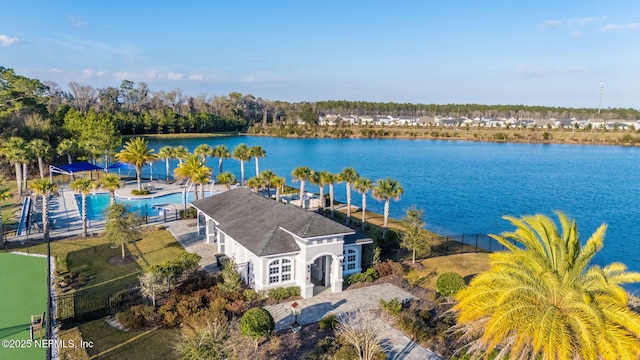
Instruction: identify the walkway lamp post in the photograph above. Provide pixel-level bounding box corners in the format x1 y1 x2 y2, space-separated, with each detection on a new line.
290 302 302 332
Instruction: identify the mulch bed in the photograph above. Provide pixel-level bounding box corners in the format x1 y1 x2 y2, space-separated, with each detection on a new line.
107 255 137 265
261 322 332 359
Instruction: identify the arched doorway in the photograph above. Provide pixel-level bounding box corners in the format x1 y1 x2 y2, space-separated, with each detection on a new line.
310 255 332 287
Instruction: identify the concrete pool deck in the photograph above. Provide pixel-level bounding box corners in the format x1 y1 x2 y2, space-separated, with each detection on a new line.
5 178 227 242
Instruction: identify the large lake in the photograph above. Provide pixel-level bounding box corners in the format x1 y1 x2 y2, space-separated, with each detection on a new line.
142 136 640 291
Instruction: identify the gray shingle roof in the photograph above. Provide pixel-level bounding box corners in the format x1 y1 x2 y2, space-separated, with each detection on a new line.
191 188 354 256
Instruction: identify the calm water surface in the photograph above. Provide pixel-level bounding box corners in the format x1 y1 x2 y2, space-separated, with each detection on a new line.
141 136 640 291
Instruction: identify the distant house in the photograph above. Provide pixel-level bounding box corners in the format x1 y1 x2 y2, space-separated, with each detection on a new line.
190 188 372 298
318 114 339 126
418 116 436 126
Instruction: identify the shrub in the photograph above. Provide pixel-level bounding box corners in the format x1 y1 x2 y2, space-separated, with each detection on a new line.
109 288 142 311
334 344 359 360
345 268 379 284
175 320 233 360
240 307 275 349
131 189 150 196
243 289 260 302
319 314 338 330
396 312 430 342
149 252 203 289
267 286 300 301
436 272 466 297
218 258 242 293
180 208 197 219
374 260 403 277
379 298 403 316
117 305 160 330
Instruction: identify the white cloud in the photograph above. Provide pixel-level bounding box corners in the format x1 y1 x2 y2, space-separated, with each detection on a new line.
80 69 106 78
108 70 218 83
516 64 589 78
571 30 582 38
44 34 139 62
113 71 133 80
167 72 184 80
0 34 19 46
601 23 639 31
542 20 562 29
68 16 88 28
50 68 63 73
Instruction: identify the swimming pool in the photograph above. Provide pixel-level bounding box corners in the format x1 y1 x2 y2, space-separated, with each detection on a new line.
74 192 205 220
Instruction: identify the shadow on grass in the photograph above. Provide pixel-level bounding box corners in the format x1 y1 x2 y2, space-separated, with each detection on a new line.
0 323 31 339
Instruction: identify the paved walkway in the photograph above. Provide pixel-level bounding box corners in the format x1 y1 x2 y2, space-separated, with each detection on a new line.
162 219 219 273
265 283 440 360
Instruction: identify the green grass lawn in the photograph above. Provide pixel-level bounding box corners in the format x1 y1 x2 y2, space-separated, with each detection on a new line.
0 253 48 360
78 320 179 360
405 253 491 291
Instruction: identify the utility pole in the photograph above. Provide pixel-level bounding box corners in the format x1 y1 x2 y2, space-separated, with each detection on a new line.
598 83 605 115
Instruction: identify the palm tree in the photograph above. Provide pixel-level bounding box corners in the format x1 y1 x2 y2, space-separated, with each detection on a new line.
192 172 210 200
250 145 266 178
115 137 157 191
232 144 252 185
194 144 214 163
372 178 404 238
316 171 333 212
21 144 33 192
338 167 359 225
0 136 27 197
98 173 122 205
453 212 640 359
56 138 78 164
70 178 94 238
31 179 57 243
213 145 230 174
308 171 321 209
217 172 235 191
291 166 312 209
246 176 263 193
29 139 51 179
173 145 189 164
158 146 175 182
270 176 285 203
353 177 373 231
326 172 338 218
174 154 210 200
260 170 275 198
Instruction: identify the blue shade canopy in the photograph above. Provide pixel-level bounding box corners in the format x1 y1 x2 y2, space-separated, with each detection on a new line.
107 162 148 170
56 161 103 173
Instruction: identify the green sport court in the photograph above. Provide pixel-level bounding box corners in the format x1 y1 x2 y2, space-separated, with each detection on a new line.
0 252 48 360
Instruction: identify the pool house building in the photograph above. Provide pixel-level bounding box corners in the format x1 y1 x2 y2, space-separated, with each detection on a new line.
190 188 372 298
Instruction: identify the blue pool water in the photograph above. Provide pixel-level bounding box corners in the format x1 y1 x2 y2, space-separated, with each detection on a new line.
75 192 199 220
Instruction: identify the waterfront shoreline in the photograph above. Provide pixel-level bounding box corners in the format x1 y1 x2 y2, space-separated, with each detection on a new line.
247 126 640 147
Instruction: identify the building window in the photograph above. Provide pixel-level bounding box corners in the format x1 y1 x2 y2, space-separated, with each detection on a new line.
268 258 293 284
343 248 357 271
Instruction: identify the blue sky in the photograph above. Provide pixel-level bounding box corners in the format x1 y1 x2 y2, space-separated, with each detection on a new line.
1 1 639 108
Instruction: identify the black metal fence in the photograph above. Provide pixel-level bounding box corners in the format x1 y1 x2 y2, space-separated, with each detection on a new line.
380 233 507 262
55 282 140 326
